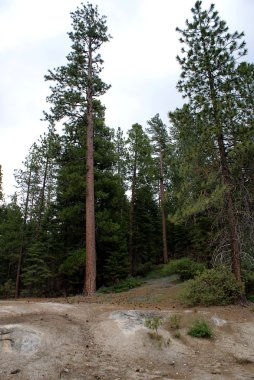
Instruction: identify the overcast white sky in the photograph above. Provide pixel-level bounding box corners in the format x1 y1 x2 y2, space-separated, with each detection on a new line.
0 0 253 198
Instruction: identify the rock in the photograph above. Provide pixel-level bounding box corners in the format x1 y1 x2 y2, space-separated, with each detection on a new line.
211 316 227 326
11 369 21 374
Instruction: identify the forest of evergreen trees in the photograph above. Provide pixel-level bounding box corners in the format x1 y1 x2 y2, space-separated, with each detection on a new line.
0 1 253 298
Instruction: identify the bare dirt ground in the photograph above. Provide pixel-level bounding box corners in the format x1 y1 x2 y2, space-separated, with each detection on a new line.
1 277 254 380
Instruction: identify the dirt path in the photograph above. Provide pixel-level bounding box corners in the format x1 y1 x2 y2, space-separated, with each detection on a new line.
1 278 254 379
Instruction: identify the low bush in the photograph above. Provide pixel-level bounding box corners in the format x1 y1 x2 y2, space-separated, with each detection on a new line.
166 257 206 281
145 258 205 280
247 295 254 302
243 271 254 296
187 319 213 338
180 266 244 306
0 279 15 298
135 262 153 277
145 316 162 334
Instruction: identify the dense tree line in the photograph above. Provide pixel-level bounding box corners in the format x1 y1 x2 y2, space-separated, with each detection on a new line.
0 1 253 298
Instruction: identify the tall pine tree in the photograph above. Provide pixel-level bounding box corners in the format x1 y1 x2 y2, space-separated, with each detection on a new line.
175 0 247 281
44 3 111 295
147 114 171 264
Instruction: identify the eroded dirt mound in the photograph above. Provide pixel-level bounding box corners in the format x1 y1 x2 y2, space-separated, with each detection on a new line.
1 278 254 379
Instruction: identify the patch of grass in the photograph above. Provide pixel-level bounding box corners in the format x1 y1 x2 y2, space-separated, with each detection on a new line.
187 319 213 338
145 264 171 279
147 331 163 341
173 331 181 339
168 313 182 329
98 277 144 293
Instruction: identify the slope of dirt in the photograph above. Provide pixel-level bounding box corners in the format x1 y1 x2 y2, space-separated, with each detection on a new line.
1 277 254 379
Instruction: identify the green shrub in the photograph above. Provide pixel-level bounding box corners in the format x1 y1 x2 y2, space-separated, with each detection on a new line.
187 319 213 338
99 276 144 293
145 316 162 333
166 257 206 281
0 279 15 298
135 262 153 277
243 271 254 296
247 295 254 302
180 266 244 306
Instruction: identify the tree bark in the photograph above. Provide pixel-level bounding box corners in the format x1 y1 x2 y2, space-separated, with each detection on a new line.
36 155 49 235
85 38 96 296
217 133 241 281
198 19 242 281
159 149 168 264
129 149 137 275
15 167 32 298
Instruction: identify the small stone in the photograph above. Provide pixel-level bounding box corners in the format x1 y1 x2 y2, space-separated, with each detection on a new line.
170 361 175 366
11 369 21 375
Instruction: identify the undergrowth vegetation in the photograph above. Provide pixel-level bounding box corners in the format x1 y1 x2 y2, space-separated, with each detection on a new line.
180 266 244 306
98 277 144 293
165 258 206 280
187 319 213 338
145 258 206 280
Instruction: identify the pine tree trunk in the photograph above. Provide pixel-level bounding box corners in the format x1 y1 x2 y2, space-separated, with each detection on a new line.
85 38 96 296
36 155 49 235
199 23 242 281
217 133 241 281
129 149 137 275
159 149 168 264
15 167 32 298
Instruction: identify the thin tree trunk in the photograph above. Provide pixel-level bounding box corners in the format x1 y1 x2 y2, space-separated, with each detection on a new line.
36 155 49 235
85 38 96 296
15 167 32 298
159 149 168 264
217 133 241 281
129 149 137 275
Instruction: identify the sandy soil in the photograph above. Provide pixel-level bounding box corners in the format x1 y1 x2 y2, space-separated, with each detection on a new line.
1 277 254 380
